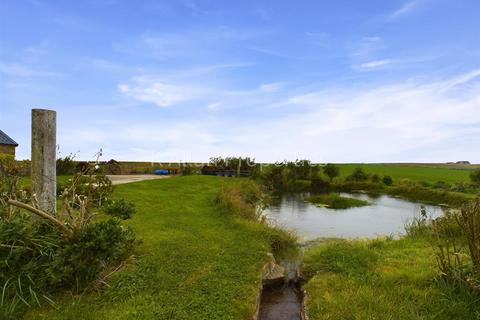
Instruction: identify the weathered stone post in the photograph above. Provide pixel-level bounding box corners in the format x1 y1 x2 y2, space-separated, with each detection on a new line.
31 109 56 214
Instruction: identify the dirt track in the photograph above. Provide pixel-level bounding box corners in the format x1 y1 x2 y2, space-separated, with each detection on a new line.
106 174 171 185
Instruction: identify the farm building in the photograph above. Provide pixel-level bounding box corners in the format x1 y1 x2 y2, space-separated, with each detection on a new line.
0 129 18 157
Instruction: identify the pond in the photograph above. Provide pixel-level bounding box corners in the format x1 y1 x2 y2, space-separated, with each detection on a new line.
263 192 445 240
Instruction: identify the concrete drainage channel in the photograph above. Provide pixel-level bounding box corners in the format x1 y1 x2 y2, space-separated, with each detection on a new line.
255 253 307 320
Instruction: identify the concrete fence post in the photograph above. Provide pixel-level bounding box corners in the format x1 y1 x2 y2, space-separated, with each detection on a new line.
31 109 56 214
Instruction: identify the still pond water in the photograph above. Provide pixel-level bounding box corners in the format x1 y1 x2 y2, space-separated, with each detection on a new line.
263 192 445 240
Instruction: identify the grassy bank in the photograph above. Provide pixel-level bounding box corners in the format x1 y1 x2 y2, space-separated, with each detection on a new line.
308 193 369 209
303 236 480 319
384 184 475 207
334 182 475 207
24 176 282 320
278 179 474 208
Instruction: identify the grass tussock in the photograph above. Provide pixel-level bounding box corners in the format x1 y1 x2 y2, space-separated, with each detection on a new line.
260 225 298 259
308 193 369 209
215 179 265 221
429 198 480 292
215 179 298 258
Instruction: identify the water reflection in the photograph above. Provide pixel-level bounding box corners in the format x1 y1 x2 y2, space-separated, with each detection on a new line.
264 192 444 240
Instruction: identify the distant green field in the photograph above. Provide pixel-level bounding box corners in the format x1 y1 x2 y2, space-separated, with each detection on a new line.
335 164 473 184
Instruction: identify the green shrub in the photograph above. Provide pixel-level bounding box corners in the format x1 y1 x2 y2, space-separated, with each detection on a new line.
417 180 432 188
47 220 137 289
0 216 137 318
72 173 113 207
0 215 61 318
382 175 393 186
56 181 68 196
433 181 450 189
103 199 136 220
346 167 368 182
261 164 286 190
0 158 136 318
180 163 193 175
323 163 340 182
311 164 320 179
291 179 311 191
260 160 318 191
0 155 26 190
56 154 76 175
470 170 480 186
0 214 137 318
311 177 331 193
450 182 479 194
286 159 313 180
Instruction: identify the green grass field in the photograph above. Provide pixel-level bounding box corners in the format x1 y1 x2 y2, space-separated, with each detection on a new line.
303 237 480 319
25 176 274 320
336 164 473 184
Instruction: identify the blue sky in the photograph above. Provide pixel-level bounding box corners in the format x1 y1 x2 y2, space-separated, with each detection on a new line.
1 0 479 163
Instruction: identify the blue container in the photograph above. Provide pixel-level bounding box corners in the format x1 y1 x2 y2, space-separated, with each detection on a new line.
154 169 170 175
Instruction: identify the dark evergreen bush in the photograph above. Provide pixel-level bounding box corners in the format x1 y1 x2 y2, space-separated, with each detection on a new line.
103 199 136 220
382 175 393 186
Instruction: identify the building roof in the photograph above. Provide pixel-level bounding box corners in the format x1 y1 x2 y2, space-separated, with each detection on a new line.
0 129 18 146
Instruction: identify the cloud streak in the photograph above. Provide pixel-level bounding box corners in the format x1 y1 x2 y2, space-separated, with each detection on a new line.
387 1 419 20
356 59 394 70
118 76 209 107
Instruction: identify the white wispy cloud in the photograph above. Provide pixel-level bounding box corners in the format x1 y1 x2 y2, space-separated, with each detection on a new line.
114 27 269 60
246 45 291 58
440 68 480 90
387 1 419 20
363 36 381 42
118 77 209 107
207 101 222 110
356 59 394 70
259 82 283 92
118 69 287 110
